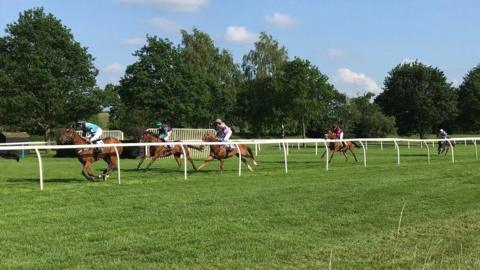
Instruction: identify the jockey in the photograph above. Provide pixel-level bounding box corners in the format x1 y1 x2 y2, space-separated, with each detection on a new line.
438 128 448 140
77 119 103 153
155 121 173 148
215 118 233 151
332 124 346 149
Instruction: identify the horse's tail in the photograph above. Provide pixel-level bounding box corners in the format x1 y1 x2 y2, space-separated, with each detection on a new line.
187 145 204 151
352 141 361 148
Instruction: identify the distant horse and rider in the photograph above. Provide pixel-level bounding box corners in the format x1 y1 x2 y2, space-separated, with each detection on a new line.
135 130 203 171
321 124 359 163
437 128 455 155
198 133 258 172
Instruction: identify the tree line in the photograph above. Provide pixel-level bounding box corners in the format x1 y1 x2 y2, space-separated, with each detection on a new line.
1 8 480 139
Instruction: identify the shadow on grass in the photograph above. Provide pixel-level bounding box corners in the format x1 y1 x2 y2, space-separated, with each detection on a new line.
7 177 85 183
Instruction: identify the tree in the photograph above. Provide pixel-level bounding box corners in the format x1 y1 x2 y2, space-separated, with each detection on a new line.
375 61 457 138
274 58 339 138
349 93 396 137
242 32 288 80
456 65 480 132
0 8 101 139
239 32 288 135
115 36 188 133
180 29 241 127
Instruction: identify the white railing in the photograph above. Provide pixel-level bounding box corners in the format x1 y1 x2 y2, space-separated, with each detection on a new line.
0 137 477 191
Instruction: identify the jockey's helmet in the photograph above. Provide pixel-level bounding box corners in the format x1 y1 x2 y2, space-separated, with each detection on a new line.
76 118 86 127
155 121 162 127
215 118 223 125
332 124 338 130
440 128 444 132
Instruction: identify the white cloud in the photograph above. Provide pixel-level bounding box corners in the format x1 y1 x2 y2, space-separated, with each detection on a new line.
265 12 297 28
401 58 418 64
327 48 348 59
150 17 181 32
104 63 126 74
224 26 258 44
337 68 381 94
117 0 208 12
121 37 146 46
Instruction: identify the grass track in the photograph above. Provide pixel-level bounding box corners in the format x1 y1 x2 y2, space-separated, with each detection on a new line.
0 143 479 269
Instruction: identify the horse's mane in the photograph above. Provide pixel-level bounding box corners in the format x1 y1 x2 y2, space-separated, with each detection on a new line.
144 131 160 137
202 133 218 142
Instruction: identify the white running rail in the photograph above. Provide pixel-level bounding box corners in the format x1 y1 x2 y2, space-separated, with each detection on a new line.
0 137 476 191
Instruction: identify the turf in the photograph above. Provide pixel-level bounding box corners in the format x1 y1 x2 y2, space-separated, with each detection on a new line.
0 143 479 269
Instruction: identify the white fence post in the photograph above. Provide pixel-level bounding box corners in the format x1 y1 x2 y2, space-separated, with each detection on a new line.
114 146 121 184
315 142 318 155
393 140 400 165
358 141 366 167
255 143 258 156
180 144 187 180
447 139 455 163
235 144 242 176
380 141 383 150
282 142 288 174
473 140 478 160
34 148 44 191
323 141 329 171
423 141 430 164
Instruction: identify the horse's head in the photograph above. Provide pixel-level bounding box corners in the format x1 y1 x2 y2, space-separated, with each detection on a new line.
202 133 217 142
59 128 77 144
324 129 337 140
139 131 159 143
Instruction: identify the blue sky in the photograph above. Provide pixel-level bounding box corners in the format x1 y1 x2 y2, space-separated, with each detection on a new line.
1 0 479 96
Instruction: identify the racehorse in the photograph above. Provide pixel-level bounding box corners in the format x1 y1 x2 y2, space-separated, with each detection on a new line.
59 128 123 181
0 150 20 162
321 129 359 163
437 139 455 155
197 133 258 172
136 131 202 171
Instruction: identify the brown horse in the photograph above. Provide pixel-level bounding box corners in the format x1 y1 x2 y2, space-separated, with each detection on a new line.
59 128 123 181
197 133 258 172
321 129 359 163
136 131 202 171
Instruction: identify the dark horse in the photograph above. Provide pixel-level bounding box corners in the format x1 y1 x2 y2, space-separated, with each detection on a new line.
321 129 359 163
59 128 123 181
197 133 257 172
438 139 455 155
136 131 202 171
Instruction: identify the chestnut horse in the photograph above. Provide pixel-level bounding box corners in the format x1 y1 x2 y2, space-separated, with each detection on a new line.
136 131 202 171
321 129 359 163
59 128 123 181
197 133 258 172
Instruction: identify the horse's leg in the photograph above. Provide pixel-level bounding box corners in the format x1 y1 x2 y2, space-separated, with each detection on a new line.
329 150 336 164
186 154 198 171
342 150 348 162
85 162 97 180
197 156 214 171
81 163 94 181
241 157 253 171
219 158 225 173
320 150 326 159
173 153 182 168
144 155 160 171
349 147 358 162
136 156 146 170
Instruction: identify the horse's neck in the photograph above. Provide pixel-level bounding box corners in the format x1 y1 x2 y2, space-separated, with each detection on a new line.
72 132 88 144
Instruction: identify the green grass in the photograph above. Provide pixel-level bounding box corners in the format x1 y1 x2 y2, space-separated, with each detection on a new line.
0 144 479 269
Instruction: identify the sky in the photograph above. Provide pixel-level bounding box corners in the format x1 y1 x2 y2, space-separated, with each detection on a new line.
1 0 480 96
